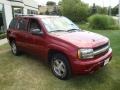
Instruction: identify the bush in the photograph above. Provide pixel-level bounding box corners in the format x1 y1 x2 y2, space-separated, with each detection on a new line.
0 33 6 39
61 0 89 22
88 14 120 30
0 32 3 35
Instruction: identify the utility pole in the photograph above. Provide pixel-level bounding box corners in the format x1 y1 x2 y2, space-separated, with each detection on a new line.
119 0 120 25
108 6 111 16
109 0 111 16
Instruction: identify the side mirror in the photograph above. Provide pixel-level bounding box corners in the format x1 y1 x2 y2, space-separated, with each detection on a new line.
31 29 44 36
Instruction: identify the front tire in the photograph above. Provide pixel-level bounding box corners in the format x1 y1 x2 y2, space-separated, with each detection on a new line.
50 53 71 80
10 41 20 56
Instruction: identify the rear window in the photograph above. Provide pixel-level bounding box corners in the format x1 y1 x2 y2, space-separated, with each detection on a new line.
9 18 17 29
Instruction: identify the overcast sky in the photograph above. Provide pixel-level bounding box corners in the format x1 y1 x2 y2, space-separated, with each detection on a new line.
35 0 119 7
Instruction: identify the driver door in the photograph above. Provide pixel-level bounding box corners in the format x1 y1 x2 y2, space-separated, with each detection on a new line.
25 18 46 56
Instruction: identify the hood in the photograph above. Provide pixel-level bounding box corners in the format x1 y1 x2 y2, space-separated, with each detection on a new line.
50 30 109 48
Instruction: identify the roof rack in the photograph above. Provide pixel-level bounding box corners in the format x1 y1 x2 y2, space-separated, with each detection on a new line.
15 14 35 17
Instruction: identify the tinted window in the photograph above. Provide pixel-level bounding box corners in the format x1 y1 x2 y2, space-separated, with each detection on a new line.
29 19 41 31
17 19 28 31
9 18 17 29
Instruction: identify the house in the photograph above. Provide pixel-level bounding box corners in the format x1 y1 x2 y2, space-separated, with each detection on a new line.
38 4 60 15
38 5 47 15
0 0 38 32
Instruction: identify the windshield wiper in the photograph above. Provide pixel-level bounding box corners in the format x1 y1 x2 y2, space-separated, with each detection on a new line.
49 30 66 33
67 29 80 32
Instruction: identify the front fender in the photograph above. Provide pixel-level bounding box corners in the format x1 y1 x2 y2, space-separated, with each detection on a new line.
47 43 78 60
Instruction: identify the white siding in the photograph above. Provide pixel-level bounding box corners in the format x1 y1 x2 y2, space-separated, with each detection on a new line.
0 0 13 29
10 1 24 7
23 0 38 9
4 4 13 29
0 0 38 30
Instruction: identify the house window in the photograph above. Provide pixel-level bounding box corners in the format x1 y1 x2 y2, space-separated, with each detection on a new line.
0 3 3 11
12 7 23 17
27 9 38 15
0 3 4 32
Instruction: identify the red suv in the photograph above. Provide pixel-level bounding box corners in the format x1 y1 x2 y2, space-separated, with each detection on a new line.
7 15 112 80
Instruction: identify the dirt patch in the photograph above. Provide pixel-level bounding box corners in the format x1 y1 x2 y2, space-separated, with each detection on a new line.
0 49 10 54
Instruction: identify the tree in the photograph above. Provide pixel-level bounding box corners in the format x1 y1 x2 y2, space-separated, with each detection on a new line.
91 3 97 14
97 7 107 14
61 0 89 22
90 5 108 16
45 9 49 15
58 1 62 6
46 1 56 6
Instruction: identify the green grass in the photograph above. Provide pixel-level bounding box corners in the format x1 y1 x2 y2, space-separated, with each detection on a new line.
0 28 120 90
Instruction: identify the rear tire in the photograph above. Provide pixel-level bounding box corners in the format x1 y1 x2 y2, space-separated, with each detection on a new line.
50 53 71 80
10 41 21 56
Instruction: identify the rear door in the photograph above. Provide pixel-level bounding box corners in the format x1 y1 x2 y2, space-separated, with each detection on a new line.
15 18 29 50
7 18 18 40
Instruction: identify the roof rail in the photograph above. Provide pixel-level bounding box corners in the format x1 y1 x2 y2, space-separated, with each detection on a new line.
15 14 35 17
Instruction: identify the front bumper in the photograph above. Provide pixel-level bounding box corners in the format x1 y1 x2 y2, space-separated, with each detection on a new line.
71 48 112 75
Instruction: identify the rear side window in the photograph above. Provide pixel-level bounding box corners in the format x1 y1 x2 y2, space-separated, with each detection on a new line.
9 18 17 29
17 18 28 31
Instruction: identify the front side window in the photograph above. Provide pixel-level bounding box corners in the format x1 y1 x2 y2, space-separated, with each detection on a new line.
41 16 80 32
29 19 41 31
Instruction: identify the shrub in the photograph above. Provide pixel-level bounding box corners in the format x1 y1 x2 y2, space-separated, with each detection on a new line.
0 32 3 35
88 14 120 30
0 33 6 39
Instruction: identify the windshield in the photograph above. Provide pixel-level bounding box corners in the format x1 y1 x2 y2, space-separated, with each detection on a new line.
41 16 80 32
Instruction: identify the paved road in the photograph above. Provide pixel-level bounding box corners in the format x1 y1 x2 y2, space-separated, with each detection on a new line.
0 38 8 46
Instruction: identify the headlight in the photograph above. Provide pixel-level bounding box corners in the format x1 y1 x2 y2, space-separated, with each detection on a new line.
78 49 94 59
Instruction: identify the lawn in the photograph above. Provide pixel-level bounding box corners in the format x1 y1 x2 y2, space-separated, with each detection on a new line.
0 29 120 90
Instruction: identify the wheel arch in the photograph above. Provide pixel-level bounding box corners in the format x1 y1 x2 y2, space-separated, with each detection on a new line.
48 49 71 65
8 37 16 45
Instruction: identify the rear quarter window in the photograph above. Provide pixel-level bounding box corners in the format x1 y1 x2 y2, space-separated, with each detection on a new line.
9 18 17 29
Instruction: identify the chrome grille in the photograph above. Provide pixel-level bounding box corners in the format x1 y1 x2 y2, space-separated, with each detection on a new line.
93 42 110 56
